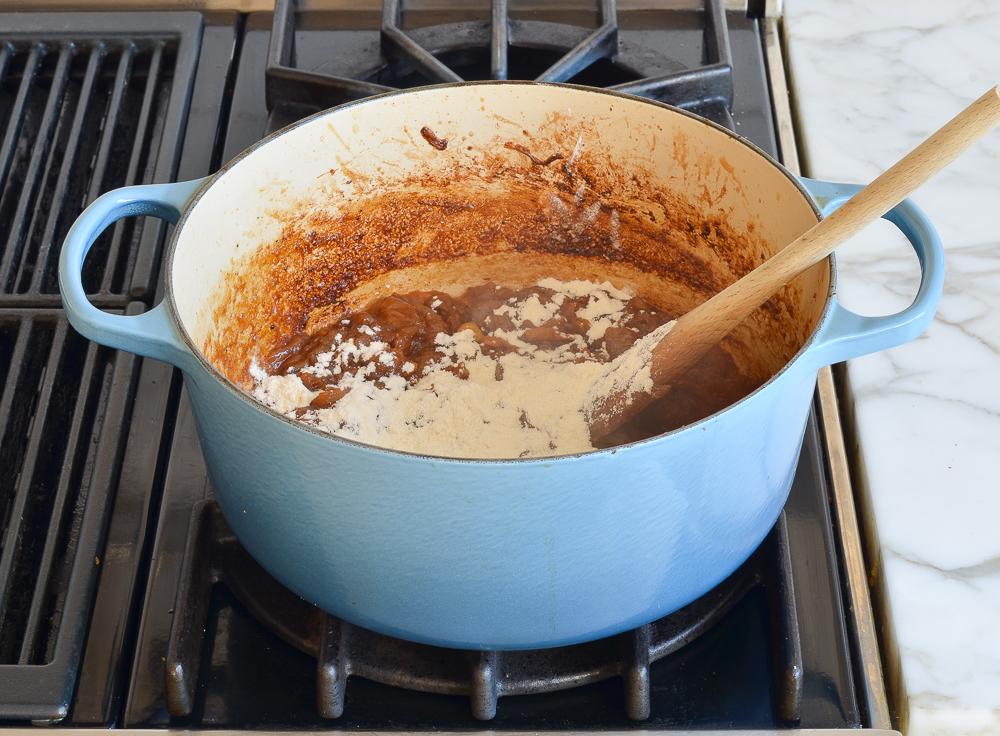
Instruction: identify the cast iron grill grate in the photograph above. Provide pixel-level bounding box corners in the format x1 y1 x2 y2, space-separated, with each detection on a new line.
0 18 198 307
0 312 119 666
164 502 804 723
0 41 167 299
266 0 734 125
0 12 202 722
0 309 139 719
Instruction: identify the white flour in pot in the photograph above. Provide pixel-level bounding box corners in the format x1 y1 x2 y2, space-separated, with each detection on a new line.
250 279 674 459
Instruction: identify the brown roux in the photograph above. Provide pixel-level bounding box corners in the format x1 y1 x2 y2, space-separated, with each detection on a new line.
204 184 804 386
267 283 759 446
203 117 818 406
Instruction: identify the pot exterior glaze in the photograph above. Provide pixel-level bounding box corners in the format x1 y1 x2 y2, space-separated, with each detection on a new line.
59 83 944 650
182 347 817 649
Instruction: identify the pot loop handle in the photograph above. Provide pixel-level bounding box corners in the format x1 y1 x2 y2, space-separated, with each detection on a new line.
798 176 945 369
58 178 209 371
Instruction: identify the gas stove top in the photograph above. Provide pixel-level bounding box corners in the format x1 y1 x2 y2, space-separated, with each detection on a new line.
0 2 893 733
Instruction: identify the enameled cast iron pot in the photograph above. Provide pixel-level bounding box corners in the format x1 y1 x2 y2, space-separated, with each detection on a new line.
59 83 943 650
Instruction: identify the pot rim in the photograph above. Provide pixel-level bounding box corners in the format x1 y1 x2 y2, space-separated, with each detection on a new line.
165 80 834 465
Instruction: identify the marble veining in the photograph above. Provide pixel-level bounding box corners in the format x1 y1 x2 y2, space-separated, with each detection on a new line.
785 1 1000 734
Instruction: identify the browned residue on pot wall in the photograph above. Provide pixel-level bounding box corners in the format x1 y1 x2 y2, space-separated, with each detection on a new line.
419 126 448 150
203 112 827 392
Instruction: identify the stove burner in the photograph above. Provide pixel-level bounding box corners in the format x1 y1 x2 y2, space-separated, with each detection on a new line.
265 0 734 121
375 45 640 91
164 4 797 724
165 502 803 722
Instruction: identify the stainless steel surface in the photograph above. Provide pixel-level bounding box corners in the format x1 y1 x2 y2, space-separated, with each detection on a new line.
835 364 908 732
761 16 893 733
818 356 895 732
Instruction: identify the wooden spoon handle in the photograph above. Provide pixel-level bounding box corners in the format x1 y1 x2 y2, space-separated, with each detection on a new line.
651 85 1000 386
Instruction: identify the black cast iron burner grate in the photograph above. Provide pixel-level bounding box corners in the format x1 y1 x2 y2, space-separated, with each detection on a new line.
0 14 200 308
0 307 141 721
164 501 804 722
265 0 734 124
0 12 202 722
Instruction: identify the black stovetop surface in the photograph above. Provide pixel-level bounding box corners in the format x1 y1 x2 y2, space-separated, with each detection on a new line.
0 4 863 730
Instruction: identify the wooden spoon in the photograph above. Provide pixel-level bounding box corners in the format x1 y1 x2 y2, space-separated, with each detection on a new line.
587 85 1000 444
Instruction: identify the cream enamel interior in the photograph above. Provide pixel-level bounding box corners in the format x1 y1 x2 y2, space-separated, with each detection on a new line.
169 84 828 394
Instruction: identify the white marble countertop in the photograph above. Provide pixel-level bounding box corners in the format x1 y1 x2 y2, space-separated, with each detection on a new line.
784 2 1000 734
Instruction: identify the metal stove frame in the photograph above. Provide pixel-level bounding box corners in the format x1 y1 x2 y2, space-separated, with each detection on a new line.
265 0 733 115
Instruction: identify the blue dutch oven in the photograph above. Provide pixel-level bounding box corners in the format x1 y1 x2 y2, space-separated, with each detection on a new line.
58 83 943 650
